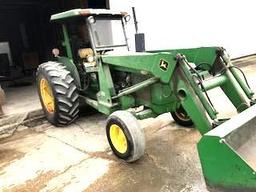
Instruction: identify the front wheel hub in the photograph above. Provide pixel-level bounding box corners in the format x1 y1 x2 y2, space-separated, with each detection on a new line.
109 124 128 154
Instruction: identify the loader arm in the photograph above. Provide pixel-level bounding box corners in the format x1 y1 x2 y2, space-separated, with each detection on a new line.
170 48 256 190
171 48 254 135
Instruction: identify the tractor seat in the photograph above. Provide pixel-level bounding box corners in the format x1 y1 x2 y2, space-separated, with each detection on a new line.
78 48 93 59
78 48 96 68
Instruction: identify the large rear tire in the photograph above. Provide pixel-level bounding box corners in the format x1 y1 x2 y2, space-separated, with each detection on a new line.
36 62 79 126
106 111 145 162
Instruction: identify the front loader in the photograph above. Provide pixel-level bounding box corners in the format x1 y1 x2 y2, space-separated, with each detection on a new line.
36 8 256 190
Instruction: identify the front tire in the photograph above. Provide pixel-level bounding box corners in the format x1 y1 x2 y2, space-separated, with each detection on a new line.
37 62 79 126
106 111 145 162
171 106 193 127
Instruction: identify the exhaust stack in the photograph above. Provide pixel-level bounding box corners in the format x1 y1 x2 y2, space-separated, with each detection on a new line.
132 7 145 52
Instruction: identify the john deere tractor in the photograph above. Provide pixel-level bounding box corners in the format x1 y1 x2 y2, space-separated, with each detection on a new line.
37 9 256 190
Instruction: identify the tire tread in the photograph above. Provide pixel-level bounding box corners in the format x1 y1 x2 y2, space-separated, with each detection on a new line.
37 61 79 126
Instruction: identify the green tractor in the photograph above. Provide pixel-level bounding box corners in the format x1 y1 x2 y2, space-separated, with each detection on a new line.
37 8 256 190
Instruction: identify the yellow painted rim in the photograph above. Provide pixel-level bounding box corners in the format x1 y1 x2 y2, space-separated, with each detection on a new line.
40 78 55 113
109 124 128 154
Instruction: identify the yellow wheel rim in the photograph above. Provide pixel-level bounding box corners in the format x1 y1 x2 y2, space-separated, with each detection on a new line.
109 124 128 154
40 78 55 113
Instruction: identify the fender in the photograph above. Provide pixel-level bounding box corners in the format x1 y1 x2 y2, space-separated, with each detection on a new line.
57 57 81 89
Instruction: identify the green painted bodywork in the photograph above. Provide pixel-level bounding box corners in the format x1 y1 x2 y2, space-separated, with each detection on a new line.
198 136 256 189
46 9 256 190
62 25 73 60
57 57 81 88
150 47 218 70
102 52 177 83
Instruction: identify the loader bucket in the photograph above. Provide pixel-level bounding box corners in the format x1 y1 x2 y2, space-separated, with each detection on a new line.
198 104 256 190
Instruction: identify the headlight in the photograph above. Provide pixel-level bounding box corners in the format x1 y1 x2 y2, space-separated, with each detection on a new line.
87 55 94 63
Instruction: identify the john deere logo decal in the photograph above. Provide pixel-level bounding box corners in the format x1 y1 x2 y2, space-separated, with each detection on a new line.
159 59 168 71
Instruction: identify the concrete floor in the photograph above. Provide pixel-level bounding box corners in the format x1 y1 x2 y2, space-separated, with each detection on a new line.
1 61 256 192
0 114 207 192
2 82 40 116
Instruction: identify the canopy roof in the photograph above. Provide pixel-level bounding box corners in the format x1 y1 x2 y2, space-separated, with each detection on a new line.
51 9 126 21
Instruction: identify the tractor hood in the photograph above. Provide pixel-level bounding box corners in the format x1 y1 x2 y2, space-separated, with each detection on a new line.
101 51 177 83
